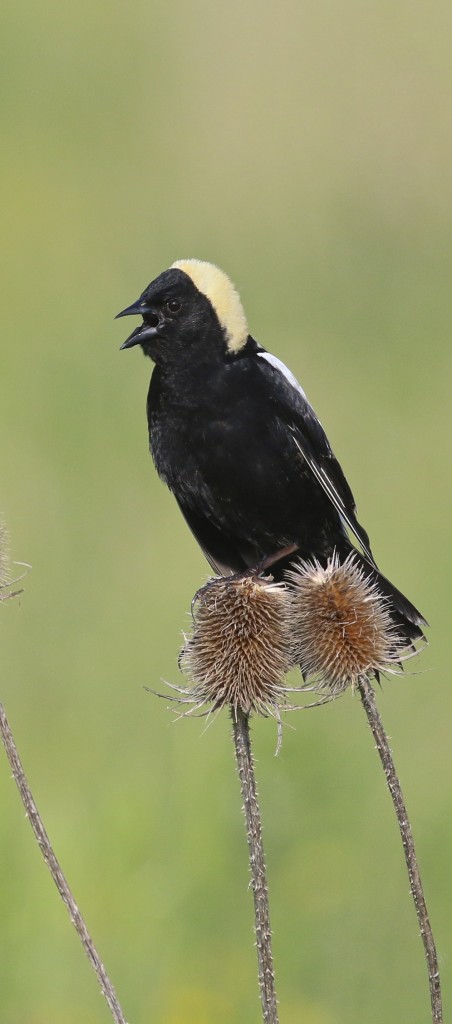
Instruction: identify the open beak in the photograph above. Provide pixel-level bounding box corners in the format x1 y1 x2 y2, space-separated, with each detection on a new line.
115 298 146 319
116 298 160 350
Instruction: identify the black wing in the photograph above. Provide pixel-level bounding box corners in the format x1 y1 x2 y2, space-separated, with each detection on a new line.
255 350 376 565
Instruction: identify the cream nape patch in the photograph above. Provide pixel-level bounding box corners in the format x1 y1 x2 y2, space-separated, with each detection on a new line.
171 259 249 352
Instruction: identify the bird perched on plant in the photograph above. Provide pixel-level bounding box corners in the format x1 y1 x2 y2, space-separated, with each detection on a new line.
117 258 425 644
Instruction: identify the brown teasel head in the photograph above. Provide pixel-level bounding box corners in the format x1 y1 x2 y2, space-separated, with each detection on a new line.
180 574 293 716
286 552 412 694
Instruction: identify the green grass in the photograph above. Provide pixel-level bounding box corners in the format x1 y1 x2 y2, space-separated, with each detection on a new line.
1 2 451 1021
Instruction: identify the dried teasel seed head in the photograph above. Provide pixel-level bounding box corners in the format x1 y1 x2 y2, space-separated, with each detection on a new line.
286 553 410 694
180 574 293 716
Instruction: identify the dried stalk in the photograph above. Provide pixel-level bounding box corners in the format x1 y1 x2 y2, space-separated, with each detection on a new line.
0 702 129 1024
231 707 279 1024
357 678 442 1024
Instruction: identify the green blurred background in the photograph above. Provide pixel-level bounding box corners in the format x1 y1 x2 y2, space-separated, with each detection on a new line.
1 2 451 1021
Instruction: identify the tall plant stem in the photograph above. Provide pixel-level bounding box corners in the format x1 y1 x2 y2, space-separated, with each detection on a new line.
231 707 279 1024
358 678 442 1024
0 702 128 1024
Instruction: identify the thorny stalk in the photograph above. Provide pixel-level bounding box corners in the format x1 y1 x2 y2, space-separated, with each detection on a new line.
232 707 279 1024
358 678 442 1024
0 703 129 1024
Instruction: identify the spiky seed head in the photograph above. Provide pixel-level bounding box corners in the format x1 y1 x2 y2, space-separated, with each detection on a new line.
287 553 408 693
180 575 293 715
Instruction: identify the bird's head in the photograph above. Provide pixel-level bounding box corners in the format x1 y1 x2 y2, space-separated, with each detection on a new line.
116 259 249 364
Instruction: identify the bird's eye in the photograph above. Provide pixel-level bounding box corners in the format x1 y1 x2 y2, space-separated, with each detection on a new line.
166 298 181 313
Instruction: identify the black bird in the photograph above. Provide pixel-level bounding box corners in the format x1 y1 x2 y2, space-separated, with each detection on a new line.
117 258 425 643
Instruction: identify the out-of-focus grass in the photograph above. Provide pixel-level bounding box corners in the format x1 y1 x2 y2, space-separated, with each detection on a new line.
1 2 451 1021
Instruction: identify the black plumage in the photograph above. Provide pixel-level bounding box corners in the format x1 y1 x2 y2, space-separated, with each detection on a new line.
117 259 426 644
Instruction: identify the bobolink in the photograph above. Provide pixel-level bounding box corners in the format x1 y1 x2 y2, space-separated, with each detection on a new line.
117 259 425 643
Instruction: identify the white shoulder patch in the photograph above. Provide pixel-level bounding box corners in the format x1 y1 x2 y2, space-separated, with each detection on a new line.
171 259 248 352
257 351 309 402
